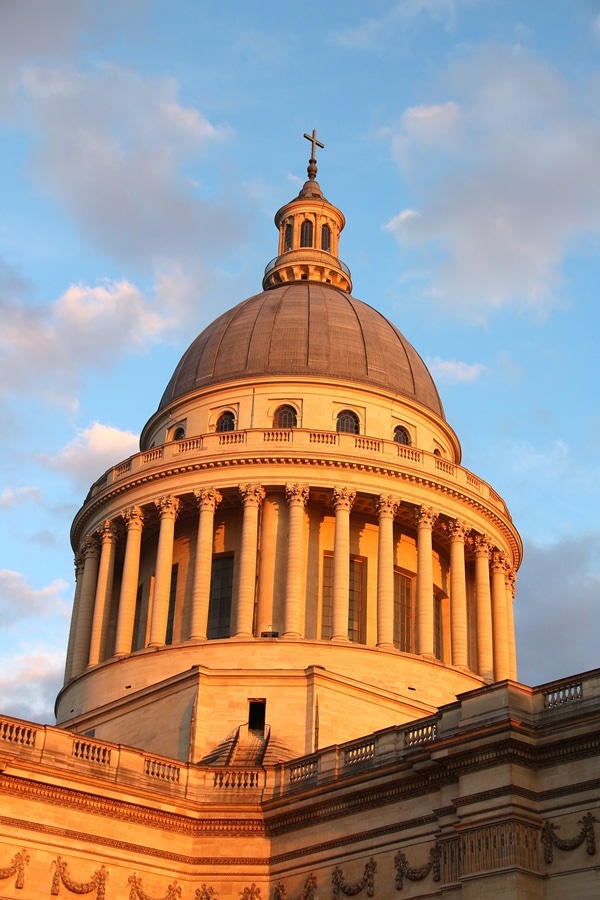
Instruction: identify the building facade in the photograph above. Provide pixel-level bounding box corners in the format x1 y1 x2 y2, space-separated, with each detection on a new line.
0 143 597 899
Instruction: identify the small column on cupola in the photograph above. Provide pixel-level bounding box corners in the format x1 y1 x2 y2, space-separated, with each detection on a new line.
262 129 352 292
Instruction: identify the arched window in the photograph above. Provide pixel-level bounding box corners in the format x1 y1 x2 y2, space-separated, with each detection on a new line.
284 222 293 251
216 410 235 432
393 425 411 445
336 410 360 434
173 426 185 441
300 219 313 247
321 223 331 252
274 404 297 428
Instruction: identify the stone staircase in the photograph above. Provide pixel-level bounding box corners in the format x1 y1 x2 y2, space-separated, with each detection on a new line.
229 726 268 766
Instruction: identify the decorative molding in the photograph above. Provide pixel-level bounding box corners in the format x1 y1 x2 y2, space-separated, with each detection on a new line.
239 885 262 900
274 874 316 900
0 849 29 889
541 812 597 864
394 843 440 889
332 859 376 898
51 856 108 898
128 874 181 900
194 886 217 900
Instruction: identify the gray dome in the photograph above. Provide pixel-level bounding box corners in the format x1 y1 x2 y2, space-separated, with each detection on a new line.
159 282 444 418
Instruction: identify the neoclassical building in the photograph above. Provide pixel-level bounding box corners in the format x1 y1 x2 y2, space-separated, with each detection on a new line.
0 139 597 899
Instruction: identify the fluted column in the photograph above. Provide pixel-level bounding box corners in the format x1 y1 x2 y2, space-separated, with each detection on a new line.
474 535 494 681
331 486 356 641
448 519 470 669
70 535 100 677
148 495 180 648
189 488 222 640
114 506 144 656
491 550 510 681
415 506 438 657
64 551 85 682
284 483 310 638
376 495 399 648
506 568 518 680
88 520 118 667
235 484 265 637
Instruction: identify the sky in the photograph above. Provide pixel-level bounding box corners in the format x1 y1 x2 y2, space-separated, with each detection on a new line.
1 0 600 723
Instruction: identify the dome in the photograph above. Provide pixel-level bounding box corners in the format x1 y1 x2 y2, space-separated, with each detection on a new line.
159 282 445 418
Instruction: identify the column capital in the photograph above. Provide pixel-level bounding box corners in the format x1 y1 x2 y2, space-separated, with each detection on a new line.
194 487 222 513
332 486 356 512
96 520 118 545
507 567 517 597
447 518 471 542
285 483 310 507
123 506 144 531
376 494 399 519
74 552 85 577
473 534 492 558
80 533 99 560
490 549 509 574
155 495 180 520
414 505 438 530
239 483 265 508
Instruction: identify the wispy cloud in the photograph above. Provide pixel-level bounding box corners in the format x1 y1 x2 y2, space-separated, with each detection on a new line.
329 0 459 50
0 485 43 508
427 357 486 382
0 570 69 625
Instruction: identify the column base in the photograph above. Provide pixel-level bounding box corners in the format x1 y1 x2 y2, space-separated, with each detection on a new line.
376 642 396 651
282 631 302 640
331 635 351 643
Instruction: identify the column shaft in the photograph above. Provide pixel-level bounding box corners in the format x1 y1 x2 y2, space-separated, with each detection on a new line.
88 521 118 667
70 536 100 677
284 483 309 638
491 552 510 681
449 520 470 669
474 537 494 680
415 507 437 657
148 496 180 648
376 496 398 648
189 489 222 640
331 487 355 641
64 553 85 682
507 569 518 680
114 507 144 656
235 484 265 637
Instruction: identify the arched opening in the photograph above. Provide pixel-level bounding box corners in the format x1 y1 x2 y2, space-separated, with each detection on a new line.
300 219 313 248
216 411 236 432
284 222 293 251
393 425 411 446
321 223 331 252
274 404 297 428
336 410 360 434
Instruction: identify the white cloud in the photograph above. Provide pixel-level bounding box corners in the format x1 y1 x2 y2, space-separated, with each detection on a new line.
0 570 69 625
330 0 458 50
0 485 43 508
386 47 600 320
40 422 139 491
515 535 600 685
427 357 486 382
0 649 64 723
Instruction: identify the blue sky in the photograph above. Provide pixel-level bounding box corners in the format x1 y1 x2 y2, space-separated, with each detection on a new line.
1 0 599 722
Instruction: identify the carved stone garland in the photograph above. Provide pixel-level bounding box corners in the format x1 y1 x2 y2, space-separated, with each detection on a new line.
0 849 29 890
332 859 376 899
195 886 218 900
541 813 597 864
274 873 317 900
394 844 440 890
239 886 262 900
128 874 181 900
51 857 108 898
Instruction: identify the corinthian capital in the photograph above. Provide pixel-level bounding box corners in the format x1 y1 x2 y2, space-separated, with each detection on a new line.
376 494 399 518
194 487 222 513
490 549 509 573
155 495 180 520
447 518 471 542
96 520 118 544
285 483 310 507
414 505 438 530
80 533 99 560
123 506 144 531
473 534 491 557
239 483 265 508
332 486 356 512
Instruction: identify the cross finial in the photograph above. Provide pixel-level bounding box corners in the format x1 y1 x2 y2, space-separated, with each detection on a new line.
303 129 324 181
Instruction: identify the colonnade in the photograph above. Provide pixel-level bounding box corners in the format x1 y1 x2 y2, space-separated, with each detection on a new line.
65 484 517 686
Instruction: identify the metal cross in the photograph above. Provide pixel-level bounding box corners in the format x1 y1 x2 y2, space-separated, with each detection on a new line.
304 129 324 161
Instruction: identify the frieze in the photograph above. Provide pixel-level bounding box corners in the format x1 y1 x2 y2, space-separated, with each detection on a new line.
541 812 597 864
332 858 376 899
394 843 440 889
51 856 108 898
129 873 181 900
274 873 316 900
239 886 262 900
195 886 218 900
0 849 29 889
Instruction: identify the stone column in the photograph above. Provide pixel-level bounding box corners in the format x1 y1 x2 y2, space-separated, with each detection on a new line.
189 488 222 640
506 568 518 680
64 551 85 682
331 486 356 641
491 550 510 681
70 534 100 677
284 483 310 638
448 519 470 670
415 506 438 657
474 535 494 681
114 506 144 656
88 521 118 667
148 495 180 648
234 484 265 637
376 495 399 648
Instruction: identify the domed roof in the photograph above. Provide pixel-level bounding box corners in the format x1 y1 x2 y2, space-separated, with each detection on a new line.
159 282 445 418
